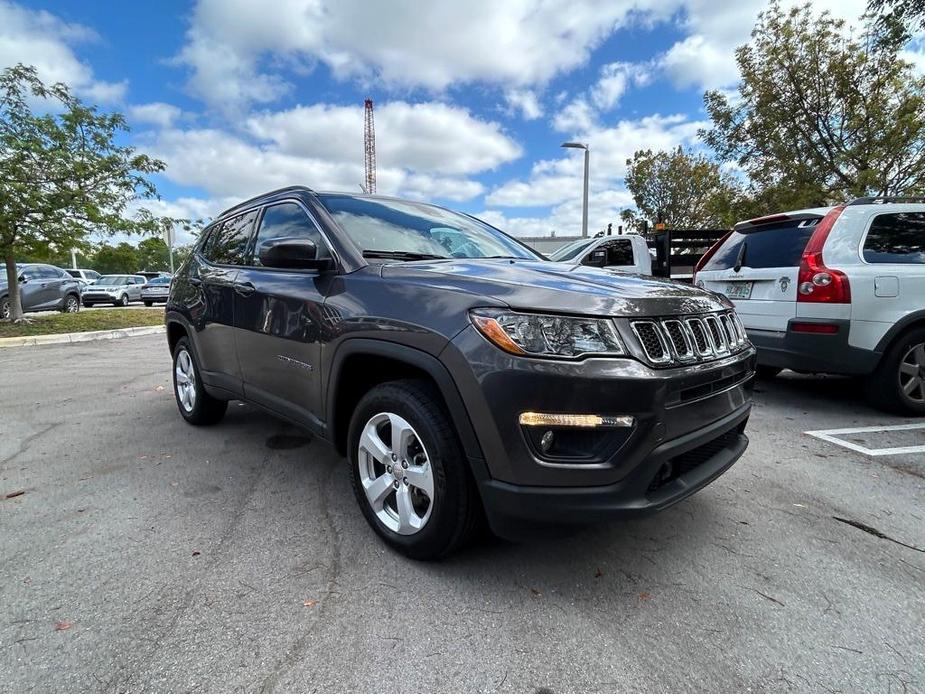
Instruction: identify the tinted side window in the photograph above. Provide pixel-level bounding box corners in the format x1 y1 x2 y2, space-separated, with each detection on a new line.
605 240 634 265
863 212 925 264
203 210 259 265
21 266 40 280
253 202 330 267
701 220 819 271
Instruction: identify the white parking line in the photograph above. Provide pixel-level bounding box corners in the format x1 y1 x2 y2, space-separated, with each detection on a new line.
805 423 925 456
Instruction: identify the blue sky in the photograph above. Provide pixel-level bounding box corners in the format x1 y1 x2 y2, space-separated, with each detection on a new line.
3 0 877 244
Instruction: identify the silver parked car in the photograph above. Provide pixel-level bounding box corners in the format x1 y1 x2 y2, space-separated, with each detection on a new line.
141 275 171 306
81 274 147 307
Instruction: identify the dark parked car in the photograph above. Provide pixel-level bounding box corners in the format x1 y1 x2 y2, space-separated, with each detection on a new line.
165 186 756 559
0 263 82 319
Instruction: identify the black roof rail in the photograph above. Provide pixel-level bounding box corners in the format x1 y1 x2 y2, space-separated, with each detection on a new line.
216 185 316 220
848 196 925 206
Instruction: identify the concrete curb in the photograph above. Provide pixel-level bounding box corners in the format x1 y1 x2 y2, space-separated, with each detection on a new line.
0 325 165 348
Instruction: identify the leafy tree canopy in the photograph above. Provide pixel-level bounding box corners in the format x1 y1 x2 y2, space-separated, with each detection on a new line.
0 64 168 320
623 147 745 230
703 2 925 209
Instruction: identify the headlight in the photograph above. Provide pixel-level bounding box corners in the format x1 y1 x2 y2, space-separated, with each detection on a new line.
470 309 624 358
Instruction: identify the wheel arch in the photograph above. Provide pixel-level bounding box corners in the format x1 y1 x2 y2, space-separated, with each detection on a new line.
874 310 925 356
326 339 484 463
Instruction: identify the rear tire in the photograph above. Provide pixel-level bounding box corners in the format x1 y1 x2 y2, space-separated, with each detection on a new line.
61 294 80 313
865 327 925 416
756 365 783 379
348 379 479 560
172 337 227 425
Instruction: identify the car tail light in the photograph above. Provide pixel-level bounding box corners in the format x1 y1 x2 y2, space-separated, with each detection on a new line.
790 322 839 334
797 206 850 303
693 229 734 284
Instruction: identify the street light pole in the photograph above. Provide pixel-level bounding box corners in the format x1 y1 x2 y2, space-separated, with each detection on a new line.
561 142 589 238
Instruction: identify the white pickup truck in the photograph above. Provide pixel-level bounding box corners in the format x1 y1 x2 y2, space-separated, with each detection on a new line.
548 235 653 274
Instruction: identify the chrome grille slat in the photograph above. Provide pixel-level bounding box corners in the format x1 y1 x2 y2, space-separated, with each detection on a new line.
631 311 749 367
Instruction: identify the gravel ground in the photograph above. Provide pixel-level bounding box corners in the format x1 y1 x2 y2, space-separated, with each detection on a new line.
1 335 922 693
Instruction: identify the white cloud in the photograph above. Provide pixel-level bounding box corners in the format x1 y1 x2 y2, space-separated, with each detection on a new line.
175 0 644 109
0 1 127 103
592 61 651 110
504 89 543 120
146 107 501 205
128 102 183 128
246 101 521 175
658 0 870 90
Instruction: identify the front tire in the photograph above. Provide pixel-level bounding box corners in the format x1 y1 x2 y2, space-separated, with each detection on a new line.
0 296 10 321
172 337 227 425
865 327 925 416
82 302 93 308
61 294 80 313
116 294 129 307
143 300 152 307
348 380 479 560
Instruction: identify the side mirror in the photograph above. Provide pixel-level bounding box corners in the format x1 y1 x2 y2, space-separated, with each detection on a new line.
258 237 333 271
18 274 27 284
585 249 608 268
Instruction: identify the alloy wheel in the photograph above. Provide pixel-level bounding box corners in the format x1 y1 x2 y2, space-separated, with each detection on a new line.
898 342 925 404
65 296 79 312
175 349 198 412
357 412 435 535
0 299 9 321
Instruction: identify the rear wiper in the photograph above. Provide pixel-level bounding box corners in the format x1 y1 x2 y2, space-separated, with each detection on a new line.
733 242 748 273
362 250 448 261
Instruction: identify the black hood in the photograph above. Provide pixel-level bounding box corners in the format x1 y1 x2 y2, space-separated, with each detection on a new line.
379 259 729 317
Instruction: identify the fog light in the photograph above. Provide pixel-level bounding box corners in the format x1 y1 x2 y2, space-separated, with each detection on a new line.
518 412 635 428
540 430 555 453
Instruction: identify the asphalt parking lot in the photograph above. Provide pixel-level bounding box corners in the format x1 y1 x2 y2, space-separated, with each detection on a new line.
1 336 923 693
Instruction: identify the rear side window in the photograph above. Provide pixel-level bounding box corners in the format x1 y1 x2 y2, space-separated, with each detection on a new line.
253 202 330 267
701 220 819 271
863 212 925 264
66 269 81 278
203 210 259 265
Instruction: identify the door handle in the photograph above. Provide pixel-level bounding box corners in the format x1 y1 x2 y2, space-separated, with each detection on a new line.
234 281 256 296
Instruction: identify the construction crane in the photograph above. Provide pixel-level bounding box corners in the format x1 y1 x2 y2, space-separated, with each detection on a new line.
363 98 376 194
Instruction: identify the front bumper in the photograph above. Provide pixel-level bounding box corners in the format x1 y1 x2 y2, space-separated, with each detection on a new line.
747 318 879 375
442 326 756 536
479 404 749 539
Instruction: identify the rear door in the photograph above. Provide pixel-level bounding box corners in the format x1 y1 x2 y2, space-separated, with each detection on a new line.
696 217 822 332
191 209 259 389
234 201 334 428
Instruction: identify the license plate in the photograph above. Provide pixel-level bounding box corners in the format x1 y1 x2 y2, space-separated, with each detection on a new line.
724 282 753 299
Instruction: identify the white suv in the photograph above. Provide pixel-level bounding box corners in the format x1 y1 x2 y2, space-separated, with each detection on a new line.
694 198 925 415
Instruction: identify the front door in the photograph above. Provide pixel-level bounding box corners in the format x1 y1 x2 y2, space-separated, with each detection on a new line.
19 266 56 310
235 201 334 429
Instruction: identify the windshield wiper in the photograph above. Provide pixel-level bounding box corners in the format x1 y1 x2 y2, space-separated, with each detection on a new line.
362 250 448 261
733 242 748 273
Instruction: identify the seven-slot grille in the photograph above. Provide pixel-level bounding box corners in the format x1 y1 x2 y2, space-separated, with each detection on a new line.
630 311 749 366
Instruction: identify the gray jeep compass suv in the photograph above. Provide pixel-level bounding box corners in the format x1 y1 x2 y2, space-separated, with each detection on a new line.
165 186 756 559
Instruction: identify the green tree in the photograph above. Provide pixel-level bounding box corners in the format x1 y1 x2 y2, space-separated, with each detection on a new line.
0 64 166 321
91 243 140 275
868 0 925 32
623 147 744 230
136 236 171 272
703 3 925 210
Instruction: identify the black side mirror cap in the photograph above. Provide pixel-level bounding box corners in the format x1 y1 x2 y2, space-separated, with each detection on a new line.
258 237 334 271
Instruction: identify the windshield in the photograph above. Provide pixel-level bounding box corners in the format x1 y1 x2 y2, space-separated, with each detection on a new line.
549 238 595 262
93 276 129 286
318 195 541 261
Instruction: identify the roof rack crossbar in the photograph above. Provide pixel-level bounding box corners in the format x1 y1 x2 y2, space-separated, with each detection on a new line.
848 196 925 206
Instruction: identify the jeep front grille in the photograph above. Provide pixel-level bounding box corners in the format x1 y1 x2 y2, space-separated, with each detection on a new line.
630 311 749 366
